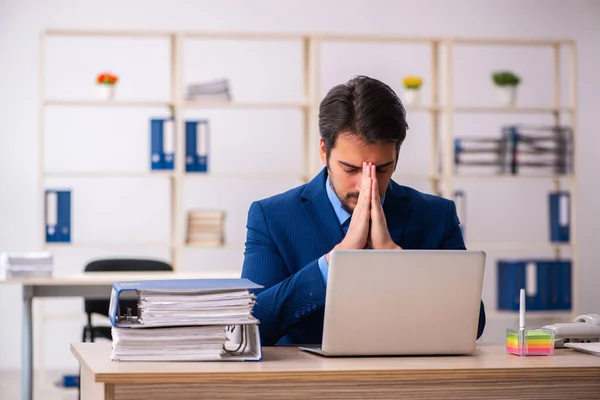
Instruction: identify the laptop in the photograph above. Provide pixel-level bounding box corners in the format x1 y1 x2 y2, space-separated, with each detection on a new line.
299 249 486 357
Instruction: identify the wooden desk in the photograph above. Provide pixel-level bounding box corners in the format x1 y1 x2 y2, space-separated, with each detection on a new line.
0 271 240 400
71 342 600 400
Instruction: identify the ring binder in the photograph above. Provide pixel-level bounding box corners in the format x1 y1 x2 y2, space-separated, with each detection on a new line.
108 278 264 361
223 324 249 356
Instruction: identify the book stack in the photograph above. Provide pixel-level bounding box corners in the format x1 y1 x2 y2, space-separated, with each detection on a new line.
186 209 226 246
0 252 53 278
185 78 231 102
109 279 263 361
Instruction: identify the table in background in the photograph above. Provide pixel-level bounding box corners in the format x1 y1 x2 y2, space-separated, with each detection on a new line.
71 343 600 400
0 271 240 400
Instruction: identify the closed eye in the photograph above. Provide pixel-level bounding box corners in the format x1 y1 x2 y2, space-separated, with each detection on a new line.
343 167 389 174
338 160 394 174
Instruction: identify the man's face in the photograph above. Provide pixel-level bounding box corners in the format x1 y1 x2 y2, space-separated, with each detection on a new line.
320 132 397 214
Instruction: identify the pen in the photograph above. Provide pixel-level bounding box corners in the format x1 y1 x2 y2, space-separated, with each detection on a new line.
519 288 526 354
519 288 526 331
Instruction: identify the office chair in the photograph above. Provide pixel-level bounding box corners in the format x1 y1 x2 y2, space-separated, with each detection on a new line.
81 258 172 342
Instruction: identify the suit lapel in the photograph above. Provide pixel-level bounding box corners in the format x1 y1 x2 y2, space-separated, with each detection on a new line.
300 168 344 250
382 181 411 244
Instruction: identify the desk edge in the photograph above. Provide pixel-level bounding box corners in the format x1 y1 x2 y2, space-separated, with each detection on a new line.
89 366 600 384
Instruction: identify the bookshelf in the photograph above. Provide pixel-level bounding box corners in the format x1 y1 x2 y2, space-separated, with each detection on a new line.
38 30 577 323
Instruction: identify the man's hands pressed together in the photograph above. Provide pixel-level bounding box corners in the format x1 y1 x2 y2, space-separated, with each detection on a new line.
326 162 400 263
337 161 372 250
367 163 401 250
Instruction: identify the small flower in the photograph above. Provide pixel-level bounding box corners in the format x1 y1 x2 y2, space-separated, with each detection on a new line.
403 76 423 90
96 72 119 85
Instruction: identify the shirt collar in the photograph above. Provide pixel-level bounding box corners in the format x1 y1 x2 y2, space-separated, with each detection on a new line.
325 176 386 226
326 176 352 226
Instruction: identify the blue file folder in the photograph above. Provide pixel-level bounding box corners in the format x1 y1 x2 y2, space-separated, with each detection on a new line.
150 118 175 170
185 121 197 172
185 120 210 173
497 259 572 311
549 191 570 242
502 125 519 175
45 190 71 243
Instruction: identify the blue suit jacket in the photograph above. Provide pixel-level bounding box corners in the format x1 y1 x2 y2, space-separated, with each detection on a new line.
241 168 486 346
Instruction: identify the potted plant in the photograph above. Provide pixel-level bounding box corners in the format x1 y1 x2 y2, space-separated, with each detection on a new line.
96 72 119 100
491 70 521 107
402 76 423 106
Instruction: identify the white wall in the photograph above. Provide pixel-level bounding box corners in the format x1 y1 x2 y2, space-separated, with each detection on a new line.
1 0 600 371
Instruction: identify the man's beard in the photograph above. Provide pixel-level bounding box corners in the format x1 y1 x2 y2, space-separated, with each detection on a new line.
329 177 359 214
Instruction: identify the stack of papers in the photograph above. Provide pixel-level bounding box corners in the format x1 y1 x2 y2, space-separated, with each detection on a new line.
109 280 261 362
1 252 53 278
111 325 228 361
565 342 600 356
185 78 231 102
139 289 257 326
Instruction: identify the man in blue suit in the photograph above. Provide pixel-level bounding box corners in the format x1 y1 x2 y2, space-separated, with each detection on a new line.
241 75 486 346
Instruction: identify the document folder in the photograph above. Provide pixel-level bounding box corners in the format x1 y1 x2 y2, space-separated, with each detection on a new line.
110 323 263 362
497 259 572 311
185 120 210 173
549 191 570 242
108 278 262 326
108 278 264 361
45 190 71 243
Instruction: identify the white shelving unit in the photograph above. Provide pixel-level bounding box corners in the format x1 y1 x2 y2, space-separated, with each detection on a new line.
443 38 577 325
38 29 577 318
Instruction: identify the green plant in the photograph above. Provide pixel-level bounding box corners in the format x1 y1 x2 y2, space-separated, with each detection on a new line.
492 71 521 86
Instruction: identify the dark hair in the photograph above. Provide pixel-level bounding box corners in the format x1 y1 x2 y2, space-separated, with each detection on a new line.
318 75 408 160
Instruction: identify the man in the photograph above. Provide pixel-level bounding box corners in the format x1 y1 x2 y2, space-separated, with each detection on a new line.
241 75 486 346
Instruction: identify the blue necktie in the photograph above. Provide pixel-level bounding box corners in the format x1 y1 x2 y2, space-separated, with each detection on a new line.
341 217 350 235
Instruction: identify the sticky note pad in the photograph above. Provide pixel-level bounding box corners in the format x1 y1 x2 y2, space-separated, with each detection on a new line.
506 328 555 356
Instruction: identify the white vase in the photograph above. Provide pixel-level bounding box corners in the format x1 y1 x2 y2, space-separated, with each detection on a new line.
96 84 116 100
496 85 517 107
403 89 421 106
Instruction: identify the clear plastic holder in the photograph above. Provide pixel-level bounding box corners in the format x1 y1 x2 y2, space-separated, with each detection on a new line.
506 328 555 356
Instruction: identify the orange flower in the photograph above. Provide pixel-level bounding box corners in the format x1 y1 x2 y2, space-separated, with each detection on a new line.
96 72 118 85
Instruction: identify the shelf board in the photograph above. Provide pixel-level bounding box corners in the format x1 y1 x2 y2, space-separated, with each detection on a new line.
466 242 573 251
452 174 574 180
42 30 572 48
184 100 308 109
44 28 173 38
44 242 171 248
45 171 307 180
44 99 173 107
184 243 245 251
304 102 436 112
451 38 573 47
44 171 174 178
450 105 573 114
184 172 304 180
392 173 440 180
405 105 440 112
